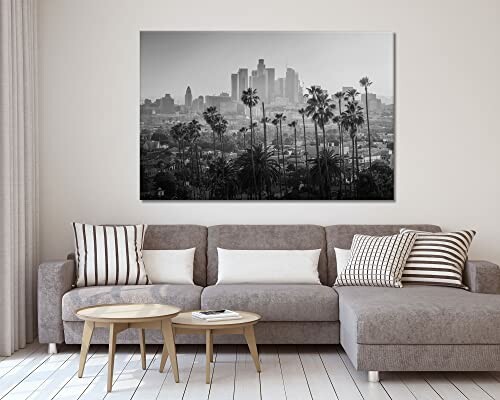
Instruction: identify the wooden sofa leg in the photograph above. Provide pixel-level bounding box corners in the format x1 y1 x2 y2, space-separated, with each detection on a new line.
368 370 379 382
48 343 58 354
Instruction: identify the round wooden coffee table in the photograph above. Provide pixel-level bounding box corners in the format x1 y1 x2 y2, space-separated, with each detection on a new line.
76 303 180 392
172 311 261 383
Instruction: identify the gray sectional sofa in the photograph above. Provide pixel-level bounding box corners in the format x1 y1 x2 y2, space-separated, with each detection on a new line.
38 224 500 381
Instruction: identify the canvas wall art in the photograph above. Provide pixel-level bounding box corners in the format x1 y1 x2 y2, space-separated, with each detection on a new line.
140 31 394 200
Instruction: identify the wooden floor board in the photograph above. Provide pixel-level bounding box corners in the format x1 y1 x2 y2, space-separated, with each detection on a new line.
380 372 417 400
181 344 213 400
278 345 312 400
298 345 338 400
3 346 74 400
318 345 363 400
156 345 197 400
259 345 286 400
233 345 261 400
338 348 391 400
79 345 136 400
422 372 469 400
469 373 500 400
399 372 443 400
208 345 236 400
1 343 499 400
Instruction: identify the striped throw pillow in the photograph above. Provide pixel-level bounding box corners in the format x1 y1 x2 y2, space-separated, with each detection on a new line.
335 232 417 287
401 228 476 288
72 223 149 287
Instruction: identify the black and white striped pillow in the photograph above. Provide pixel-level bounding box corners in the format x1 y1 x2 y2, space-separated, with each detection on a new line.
401 228 476 288
73 223 149 287
335 232 417 287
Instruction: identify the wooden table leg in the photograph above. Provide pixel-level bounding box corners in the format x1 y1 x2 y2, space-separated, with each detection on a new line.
138 328 146 370
78 321 94 378
107 323 118 392
209 330 214 363
161 319 179 382
244 325 261 372
205 329 211 384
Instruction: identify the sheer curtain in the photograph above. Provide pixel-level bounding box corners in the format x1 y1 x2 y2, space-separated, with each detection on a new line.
0 0 39 356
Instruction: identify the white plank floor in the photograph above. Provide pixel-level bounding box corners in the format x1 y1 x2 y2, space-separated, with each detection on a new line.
1 341 499 400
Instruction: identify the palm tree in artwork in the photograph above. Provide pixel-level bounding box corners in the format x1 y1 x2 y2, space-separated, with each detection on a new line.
170 122 188 188
311 149 342 191
359 76 373 168
260 115 271 149
274 113 287 194
187 119 202 198
241 88 260 197
315 90 336 198
271 118 283 197
332 115 344 198
288 120 299 175
206 158 239 200
333 91 345 197
298 108 310 191
344 90 362 180
341 100 365 194
344 88 360 103
236 145 280 199
305 86 324 197
212 114 228 160
202 106 218 155
237 127 247 148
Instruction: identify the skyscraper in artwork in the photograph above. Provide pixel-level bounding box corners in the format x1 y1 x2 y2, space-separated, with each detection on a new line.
185 86 192 108
231 73 238 101
238 68 248 101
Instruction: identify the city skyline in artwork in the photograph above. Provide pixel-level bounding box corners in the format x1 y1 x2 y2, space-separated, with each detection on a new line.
140 31 394 200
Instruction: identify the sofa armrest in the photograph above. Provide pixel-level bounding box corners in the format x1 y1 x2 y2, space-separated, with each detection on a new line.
38 260 76 343
463 260 500 294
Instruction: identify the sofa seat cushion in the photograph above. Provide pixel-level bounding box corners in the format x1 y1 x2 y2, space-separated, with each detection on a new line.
62 284 203 322
335 286 500 345
201 285 339 322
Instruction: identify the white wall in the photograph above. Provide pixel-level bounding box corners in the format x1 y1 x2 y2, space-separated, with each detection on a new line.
38 0 500 262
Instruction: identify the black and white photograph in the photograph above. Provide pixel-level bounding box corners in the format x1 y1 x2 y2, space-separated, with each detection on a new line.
140 31 394 200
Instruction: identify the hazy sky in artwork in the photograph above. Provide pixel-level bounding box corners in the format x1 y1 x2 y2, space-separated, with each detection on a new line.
140 31 394 103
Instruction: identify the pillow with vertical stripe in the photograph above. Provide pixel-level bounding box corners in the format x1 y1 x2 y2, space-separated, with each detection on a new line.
72 223 149 287
335 232 417 287
401 228 476 289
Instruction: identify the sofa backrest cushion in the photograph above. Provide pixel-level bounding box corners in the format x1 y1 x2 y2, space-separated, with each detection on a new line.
207 225 327 285
143 225 207 286
325 224 441 286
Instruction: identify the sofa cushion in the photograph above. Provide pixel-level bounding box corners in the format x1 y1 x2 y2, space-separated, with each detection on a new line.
201 285 338 322
325 225 441 286
143 225 207 286
62 284 203 322
207 225 327 285
336 286 500 345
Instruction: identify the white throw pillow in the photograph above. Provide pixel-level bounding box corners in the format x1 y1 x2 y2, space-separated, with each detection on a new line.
335 232 418 287
216 248 322 285
334 248 351 277
142 248 196 285
73 223 149 287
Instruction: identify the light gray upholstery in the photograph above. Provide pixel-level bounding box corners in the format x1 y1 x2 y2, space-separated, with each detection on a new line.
38 222 500 376
350 343 500 371
38 260 76 344
207 225 327 285
336 286 500 345
62 284 203 322
201 285 338 322
63 321 340 344
325 224 441 285
464 260 500 294
143 225 207 286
